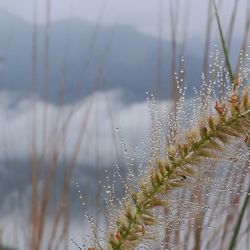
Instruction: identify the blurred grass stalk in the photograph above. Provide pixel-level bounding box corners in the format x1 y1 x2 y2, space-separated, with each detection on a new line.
28 0 114 249
229 182 250 250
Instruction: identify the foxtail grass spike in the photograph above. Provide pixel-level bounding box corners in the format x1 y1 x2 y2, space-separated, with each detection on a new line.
101 88 250 250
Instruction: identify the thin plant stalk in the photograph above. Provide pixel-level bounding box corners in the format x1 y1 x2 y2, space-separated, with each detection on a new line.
212 0 234 84
229 181 250 250
226 0 240 52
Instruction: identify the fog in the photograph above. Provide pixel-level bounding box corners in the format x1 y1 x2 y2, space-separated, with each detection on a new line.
0 90 157 166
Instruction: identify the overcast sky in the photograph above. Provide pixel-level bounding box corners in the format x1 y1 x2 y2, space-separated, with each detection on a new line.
0 0 249 41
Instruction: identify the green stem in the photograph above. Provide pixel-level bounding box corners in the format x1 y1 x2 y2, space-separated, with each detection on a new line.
229 181 250 250
212 0 234 84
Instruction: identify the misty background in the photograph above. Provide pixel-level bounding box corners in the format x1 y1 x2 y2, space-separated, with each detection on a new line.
0 0 249 249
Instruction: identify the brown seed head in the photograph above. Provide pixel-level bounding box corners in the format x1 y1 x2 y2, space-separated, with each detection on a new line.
214 100 226 115
245 135 250 147
232 76 241 86
141 224 146 236
228 92 239 104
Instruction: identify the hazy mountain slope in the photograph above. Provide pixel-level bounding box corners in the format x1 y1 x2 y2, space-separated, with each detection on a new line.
0 10 204 105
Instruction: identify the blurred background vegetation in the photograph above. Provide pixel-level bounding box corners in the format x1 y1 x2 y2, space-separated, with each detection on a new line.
0 0 249 249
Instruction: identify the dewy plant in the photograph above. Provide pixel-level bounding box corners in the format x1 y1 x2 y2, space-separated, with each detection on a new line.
77 53 250 249
79 2 250 250
105 84 250 250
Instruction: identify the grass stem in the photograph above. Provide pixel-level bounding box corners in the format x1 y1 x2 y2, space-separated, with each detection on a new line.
212 0 234 84
229 181 250 250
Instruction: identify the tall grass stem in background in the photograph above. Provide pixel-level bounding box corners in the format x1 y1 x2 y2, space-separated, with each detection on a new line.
212 0 234 84
229 182 250 250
